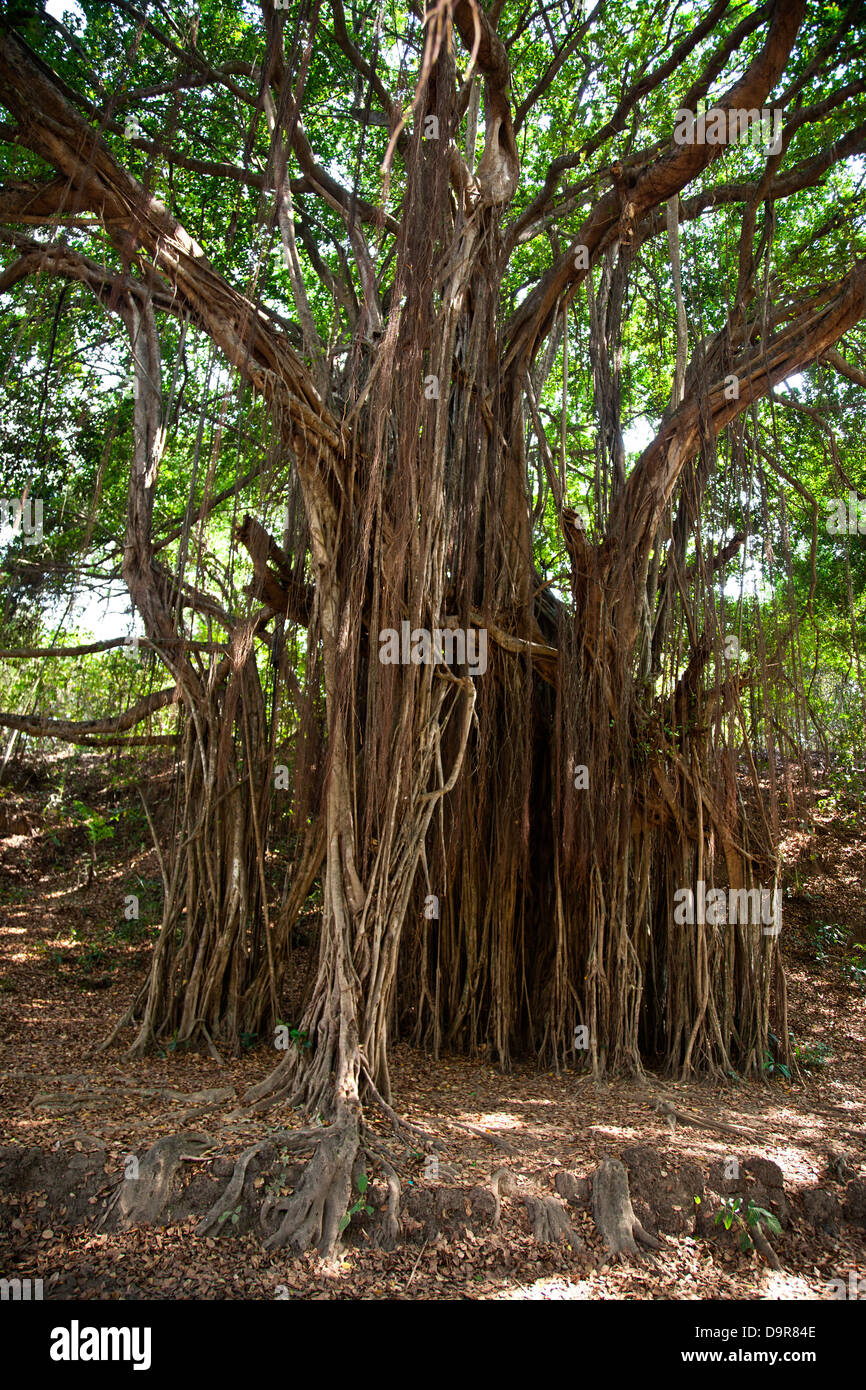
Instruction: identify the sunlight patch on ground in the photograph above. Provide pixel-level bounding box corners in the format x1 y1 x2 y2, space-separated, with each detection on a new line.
767 1144 823 1171
499 1276 594 1300
759 1270 823 1299
469 1112 523 1131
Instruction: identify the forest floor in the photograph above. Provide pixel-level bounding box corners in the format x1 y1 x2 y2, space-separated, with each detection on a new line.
0 752 864 1300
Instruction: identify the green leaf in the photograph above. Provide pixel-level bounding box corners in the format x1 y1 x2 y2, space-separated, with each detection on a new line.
338 1214 351 1232
357 1173 369 1194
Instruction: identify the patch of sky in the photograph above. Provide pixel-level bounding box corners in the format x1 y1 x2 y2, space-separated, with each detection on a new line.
623 416 655 454
45 0 86 27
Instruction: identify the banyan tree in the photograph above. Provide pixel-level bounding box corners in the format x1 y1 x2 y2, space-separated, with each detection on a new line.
1 0 865 1253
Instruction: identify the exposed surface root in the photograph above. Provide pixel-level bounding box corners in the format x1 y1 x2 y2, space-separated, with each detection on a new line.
242 1055 295 1113
196 1133 298 1237
261 1106 361 1256
524 1193 584 1249
590 1156 664 1261
99 1132 213 1231
488 1167 516 1228
364 1144 402 1250
751 1219 782 1270
554 1170 592 1206
6 1124 802 1273
362 1066 444 1152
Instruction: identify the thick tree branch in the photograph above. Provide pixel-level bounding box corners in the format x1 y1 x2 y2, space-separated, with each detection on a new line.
613 257 866 622
0 685 179 739
819 344 866 389
0 30 343 483
505 0 807 370
451 0 519 205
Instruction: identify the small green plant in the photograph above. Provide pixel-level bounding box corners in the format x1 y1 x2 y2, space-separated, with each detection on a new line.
157 1030 185 1058
786 867 804 897
79 944 109 973
71 800 118 846
714 1196 782 1252
112 917 147 943
239 1030 258 1051
339 1173 374 1233
35 943 66 969
0 884 29 904
788 1030 831 1072
806 920 846 964
69 800 119 873
762 1032 791 1080
264 1156 295 1204
276 1020 312 1050
218 1203 242 1227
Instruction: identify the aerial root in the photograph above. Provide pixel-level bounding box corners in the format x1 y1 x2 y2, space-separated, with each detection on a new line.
361 1065 444 1151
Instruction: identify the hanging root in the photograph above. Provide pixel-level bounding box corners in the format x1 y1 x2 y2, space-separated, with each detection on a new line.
361 1064 444 1151
590 1156 664 1261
